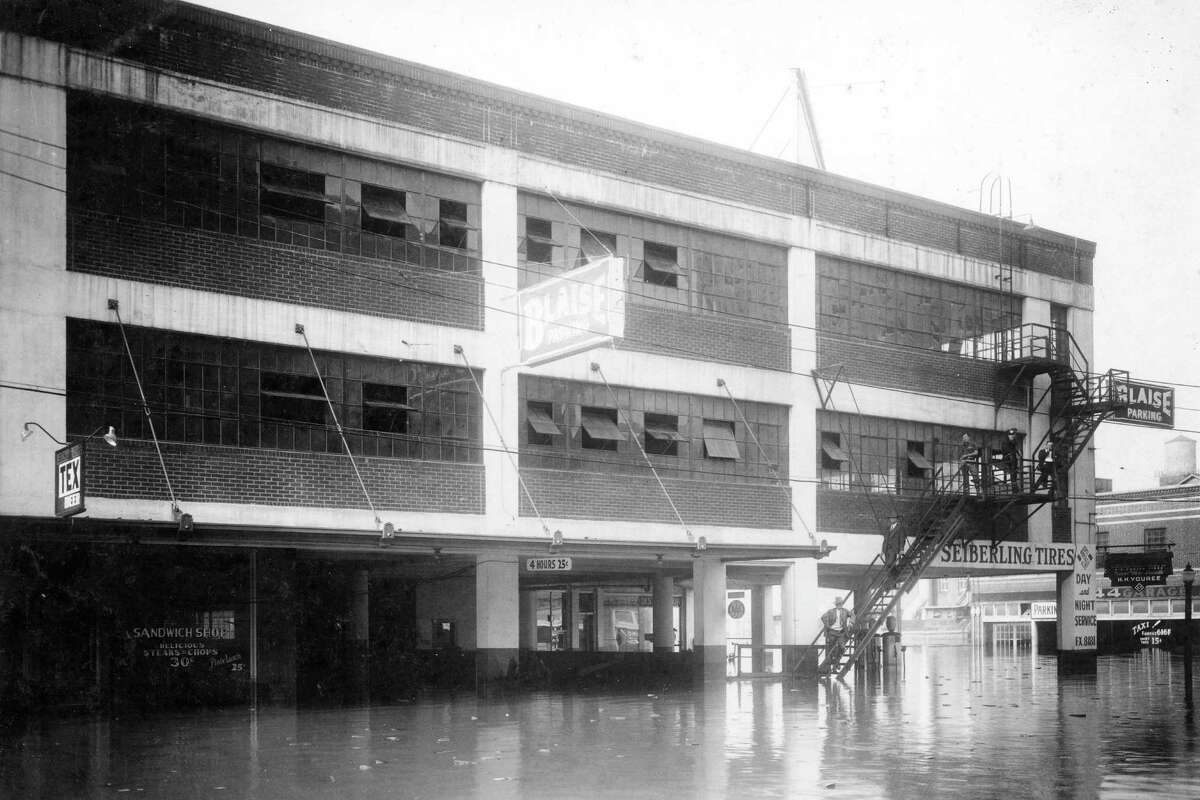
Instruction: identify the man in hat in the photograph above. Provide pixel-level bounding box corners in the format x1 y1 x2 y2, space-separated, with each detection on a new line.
821 596 854 668
1000 428 1022 491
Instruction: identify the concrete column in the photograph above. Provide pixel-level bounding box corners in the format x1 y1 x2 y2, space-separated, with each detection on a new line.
351 569 370 643
750 584 767 672
350 568 370 701
692 556 727 682
0 75 68 517
653 575 675 652
478 177 522 528
788 245 820 551
780 558 821 675
476 553 520 685
519 590 538 650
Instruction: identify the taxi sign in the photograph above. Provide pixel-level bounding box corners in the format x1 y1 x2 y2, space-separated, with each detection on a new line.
525 556 573 572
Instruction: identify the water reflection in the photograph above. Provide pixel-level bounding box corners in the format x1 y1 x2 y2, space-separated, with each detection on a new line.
3 647 1200 798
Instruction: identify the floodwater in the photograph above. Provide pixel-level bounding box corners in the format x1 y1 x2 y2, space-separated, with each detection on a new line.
3 646 1200 799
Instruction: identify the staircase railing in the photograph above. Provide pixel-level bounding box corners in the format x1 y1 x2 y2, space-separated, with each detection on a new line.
815 471 971 678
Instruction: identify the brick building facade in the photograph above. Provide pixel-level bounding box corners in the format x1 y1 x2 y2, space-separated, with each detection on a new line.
1 1 1102 711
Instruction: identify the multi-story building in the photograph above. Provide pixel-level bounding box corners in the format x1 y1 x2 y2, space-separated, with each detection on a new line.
969 437 1199 653
1 1 1108 711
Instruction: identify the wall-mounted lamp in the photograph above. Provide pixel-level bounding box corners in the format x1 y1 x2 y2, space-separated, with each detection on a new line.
549 529 564 554
22 422 117 448
692 535 708 558
174 504 194 539
378 519 399 543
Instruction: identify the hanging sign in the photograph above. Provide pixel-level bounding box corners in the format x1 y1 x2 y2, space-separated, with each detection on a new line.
1113 380 1175 428
1104 551 1173 588
526 556 573 572
518 257 626 365
54 442 86 517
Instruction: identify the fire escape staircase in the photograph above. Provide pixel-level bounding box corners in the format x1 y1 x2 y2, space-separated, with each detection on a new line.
813 324 1128 680
819 479 971 679
990 324 1128 516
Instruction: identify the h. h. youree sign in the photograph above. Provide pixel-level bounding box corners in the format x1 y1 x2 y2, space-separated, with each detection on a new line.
1113 380 1175 428
518 257 626 365
1104 551 1173 588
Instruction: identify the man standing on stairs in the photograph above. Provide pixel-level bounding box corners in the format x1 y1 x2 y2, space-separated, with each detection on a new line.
1000 428 1022 491
821 597 853 669
959 433 981 494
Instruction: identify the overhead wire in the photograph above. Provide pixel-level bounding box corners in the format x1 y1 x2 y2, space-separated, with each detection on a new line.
3 139 1189 400
9 164 1200 441
1 374 1142 506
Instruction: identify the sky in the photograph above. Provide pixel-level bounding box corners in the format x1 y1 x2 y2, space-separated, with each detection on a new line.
199 0 1200 491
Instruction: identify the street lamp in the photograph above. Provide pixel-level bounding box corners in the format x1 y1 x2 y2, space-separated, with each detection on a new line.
1184 562 1195 711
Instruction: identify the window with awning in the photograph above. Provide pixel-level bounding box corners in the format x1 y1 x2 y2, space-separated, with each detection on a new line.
259 163 330 223
644 413 685 456
527 403 561 436
580 230 617 265
361 184 409 238
522 217 555 264
581 408 624 451
702 419 740 460
822 440 849 463
642 241 681 287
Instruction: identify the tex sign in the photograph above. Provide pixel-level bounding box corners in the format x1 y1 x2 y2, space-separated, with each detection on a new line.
518 257 625 366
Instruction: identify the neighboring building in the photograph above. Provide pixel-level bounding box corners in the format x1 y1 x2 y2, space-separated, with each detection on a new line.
1 1 1105 711
972 437 1200 653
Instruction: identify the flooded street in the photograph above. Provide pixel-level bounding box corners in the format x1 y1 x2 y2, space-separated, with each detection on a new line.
4 646 1200 799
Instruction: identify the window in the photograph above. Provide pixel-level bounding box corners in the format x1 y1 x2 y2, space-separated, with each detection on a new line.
166 140 221 211
438 199 469 249
363 383 413 434
527 401 560 446
1145 527 1168 551
644 413 684 457
580 407 624 451
524 217 555 264
259 163 329 223
906 441 932 478
702 419 739 460
361 184 408 238
820 431 849 488
816 258 1019 351
260 373 327 424
431 619 456 648
580 230 617 265
642 241 681 288
1096 530 1109 568
820 432 849 469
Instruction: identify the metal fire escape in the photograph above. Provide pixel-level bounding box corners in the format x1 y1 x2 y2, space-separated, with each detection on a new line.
816 323 1127 679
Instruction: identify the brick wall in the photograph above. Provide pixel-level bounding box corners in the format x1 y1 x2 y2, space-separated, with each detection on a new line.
819 333 1009 404
620 304 790 371
69 210 484 329
87 439 484 514
8 3 1094 283
818 490 1028 541
520 468 791 529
